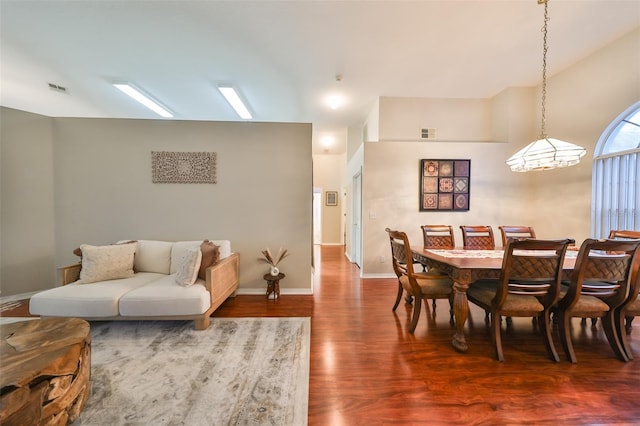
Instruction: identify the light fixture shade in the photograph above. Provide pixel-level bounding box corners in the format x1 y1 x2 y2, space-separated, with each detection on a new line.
506 137 587 172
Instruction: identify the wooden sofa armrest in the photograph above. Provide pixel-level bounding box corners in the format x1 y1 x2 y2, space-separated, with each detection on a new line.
205 253 240 294
57 263 81 286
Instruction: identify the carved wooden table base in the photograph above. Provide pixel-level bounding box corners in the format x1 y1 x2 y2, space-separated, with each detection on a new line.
1 318 91 425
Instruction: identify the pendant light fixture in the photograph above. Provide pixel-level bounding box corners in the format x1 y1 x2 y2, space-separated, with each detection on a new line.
506 0 586 172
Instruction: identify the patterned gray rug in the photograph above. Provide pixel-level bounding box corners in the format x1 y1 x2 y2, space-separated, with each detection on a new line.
72 318 310 425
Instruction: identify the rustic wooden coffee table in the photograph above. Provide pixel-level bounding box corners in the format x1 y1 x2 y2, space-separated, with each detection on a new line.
0 317 91 425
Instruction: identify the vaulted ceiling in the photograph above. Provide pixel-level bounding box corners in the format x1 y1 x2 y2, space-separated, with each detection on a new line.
1 1 639 154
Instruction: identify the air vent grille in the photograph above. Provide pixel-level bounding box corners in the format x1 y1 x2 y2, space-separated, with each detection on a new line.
48 83 68 93
420 128 436 139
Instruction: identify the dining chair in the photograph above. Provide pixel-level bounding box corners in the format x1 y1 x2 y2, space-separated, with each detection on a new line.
582 230 640 328
554 238 640 363
608 230 640 360
386 228 453 333
460 225 495 250
609 230 640 240
467 238 572 362
498 226 536 247
421 225 455 250
419 225 456 309
616 257 640 360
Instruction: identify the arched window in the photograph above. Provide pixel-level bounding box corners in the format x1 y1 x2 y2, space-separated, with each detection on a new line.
591 101 640 238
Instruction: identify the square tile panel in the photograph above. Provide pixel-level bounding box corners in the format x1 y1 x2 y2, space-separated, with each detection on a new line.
419 159 470 211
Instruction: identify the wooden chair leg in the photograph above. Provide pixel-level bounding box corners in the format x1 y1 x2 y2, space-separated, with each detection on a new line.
539 312 559 362
558 312 577 363
625 315 634 335
491 312 504 362
392 281 403 312
431 299 437 311
615 311 634 360
409 297 422 333
602 313 629 362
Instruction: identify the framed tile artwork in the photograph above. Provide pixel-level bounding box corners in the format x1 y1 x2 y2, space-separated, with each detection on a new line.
420 159 470 211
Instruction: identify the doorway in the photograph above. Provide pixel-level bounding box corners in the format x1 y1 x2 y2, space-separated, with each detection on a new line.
313 189 322 245
352 171 362 268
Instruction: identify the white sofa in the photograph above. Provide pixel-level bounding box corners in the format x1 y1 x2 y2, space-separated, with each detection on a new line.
29 240 240 330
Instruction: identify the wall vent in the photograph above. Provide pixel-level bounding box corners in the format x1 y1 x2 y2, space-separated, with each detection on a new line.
48 83 68 94
420 128 436 139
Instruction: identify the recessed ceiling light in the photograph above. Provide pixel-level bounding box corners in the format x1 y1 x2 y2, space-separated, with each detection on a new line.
217 84 252 119
326 94 344 110
112 83 174 118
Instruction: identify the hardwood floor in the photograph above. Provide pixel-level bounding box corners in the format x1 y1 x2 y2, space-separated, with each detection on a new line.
4 245 640 425
219 245 640 426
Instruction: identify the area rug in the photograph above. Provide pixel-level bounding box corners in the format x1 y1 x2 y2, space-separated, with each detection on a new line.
72 317 310 425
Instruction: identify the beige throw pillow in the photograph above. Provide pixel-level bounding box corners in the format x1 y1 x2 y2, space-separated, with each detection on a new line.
78 243 136 284
175 247 202 287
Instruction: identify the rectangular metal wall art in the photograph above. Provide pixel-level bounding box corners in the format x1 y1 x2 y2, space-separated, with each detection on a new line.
420 159 470 211
152 151 217 184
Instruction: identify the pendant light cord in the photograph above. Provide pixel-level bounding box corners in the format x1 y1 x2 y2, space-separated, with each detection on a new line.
539 0 549 139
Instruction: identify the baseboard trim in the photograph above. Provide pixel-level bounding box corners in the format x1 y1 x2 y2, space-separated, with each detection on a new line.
0 291 39 303
237 288 314 296
361 273 396 279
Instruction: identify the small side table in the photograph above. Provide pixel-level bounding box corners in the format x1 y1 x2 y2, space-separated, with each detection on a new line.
264 272 285 300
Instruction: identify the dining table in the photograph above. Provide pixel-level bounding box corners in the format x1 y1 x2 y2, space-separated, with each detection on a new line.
411 247 578 353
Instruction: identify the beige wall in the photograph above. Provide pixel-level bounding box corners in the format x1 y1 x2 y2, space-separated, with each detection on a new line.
363 140 536 275
1 111 313 296
378 97 492 142
1 108 56 295
528 27 640 240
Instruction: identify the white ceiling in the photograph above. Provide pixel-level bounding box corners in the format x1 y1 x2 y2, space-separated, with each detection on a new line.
1 0 639 155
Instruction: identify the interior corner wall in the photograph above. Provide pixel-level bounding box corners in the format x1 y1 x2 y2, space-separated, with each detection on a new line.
1 110 313 296
363 98 380 142
344 143 364 262
1 108 56 296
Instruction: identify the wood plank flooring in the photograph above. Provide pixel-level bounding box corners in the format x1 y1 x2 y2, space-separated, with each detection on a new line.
218 245 640 426
4 245 640 425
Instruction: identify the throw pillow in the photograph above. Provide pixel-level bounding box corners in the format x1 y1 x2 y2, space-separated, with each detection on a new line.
198 240 220 280
73 240 137 259
175 247 202 287
78 243 136 284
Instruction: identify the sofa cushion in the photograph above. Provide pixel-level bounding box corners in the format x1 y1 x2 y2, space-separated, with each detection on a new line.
119 274 211 316
175 247 202 286
29 272 164 317
78 243 136 284
198 240 220 280
134 240 173 274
